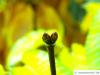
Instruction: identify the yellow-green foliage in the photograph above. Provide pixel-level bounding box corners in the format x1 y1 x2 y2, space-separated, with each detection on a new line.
58 43 87 70
84 2 100 69
80 2 100 33
10 49 72 75
0 64 6 75
0 0 6 12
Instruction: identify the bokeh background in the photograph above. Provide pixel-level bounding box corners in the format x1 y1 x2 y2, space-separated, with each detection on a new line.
0 0 100 75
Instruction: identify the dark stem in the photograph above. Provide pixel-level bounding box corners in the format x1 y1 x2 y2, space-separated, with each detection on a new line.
48 45 56 75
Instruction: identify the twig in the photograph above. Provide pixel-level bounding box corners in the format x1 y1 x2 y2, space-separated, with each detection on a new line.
42 32 58 75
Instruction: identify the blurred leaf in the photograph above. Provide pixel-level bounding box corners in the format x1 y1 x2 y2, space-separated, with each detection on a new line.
85 3 100 69
10 49 73 75
0 0 7 12
80 2 100 33
58 43 87 70
71 43 87 70
3 3 34 48
0 64 5 75
57 45 73 70
11 66 34 75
